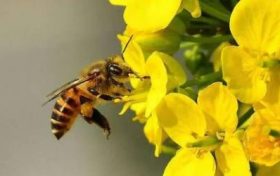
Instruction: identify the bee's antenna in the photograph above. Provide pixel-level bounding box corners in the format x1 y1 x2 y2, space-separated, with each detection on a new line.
122 35 134 56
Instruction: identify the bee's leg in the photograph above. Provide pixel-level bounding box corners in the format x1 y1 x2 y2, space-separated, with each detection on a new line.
88 87 119 101
106 78 131 99
80 102 94 123
92 109 111 138
110 78 131 93
82 109 111 139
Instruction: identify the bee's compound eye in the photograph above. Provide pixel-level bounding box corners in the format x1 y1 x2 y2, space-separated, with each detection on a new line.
108 64 123 76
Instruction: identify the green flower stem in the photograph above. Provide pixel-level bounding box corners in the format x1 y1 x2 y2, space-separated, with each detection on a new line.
263 59 280 68
181 71 222 87
190 16 224 26
270 129 280 137
237 108 254 128
250 163 258 176
162 145 177 155
200 0 231 23
181 35 233 46
187 136 221 148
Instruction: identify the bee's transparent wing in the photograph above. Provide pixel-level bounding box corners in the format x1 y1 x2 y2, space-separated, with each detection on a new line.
46 78 80 97
42 78 81 106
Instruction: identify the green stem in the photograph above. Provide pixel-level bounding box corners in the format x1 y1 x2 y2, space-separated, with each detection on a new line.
181 35 233 46
237 108 254 128
181 71 222 87
190 16 224 26
270 129 280 137
250 163 258 176
200 0 230 23
262 59 280 68
162 145 177 155
187 136 221 148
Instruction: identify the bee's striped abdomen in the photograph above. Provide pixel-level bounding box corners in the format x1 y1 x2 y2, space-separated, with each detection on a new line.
51 89 80 140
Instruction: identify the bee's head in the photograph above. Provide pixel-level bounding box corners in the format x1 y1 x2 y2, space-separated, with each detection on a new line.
106 55 135 82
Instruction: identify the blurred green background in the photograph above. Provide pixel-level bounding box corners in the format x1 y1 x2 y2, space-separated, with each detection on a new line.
0 1 170 175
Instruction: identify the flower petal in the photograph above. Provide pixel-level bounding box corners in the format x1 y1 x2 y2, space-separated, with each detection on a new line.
117 35 146 75
211 42 231 72
144 112 166 157
230 0 280 53
198 82 238 133
181 0 201 18
257 68 280 109
164 149 215 176
124 0 181 32
157 93 206 147
109 0 128 6
145 52 168 117
215 136 251 176
222 46 267 103
124 25 183 56
159 52 187 89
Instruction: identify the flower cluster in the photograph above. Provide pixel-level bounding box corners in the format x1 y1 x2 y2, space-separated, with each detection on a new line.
110 0 280 175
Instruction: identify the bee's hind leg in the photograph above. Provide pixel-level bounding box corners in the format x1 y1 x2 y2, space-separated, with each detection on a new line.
91 109 111 138
81 107 111 138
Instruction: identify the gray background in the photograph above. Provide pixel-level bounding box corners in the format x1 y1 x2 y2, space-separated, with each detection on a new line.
0 1 170 176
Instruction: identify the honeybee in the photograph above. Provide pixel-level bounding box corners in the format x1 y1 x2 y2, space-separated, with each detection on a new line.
44 37 145 140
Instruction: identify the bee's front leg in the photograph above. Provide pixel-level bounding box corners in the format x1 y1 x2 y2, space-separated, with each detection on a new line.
88 87 120 101
109 78 131 96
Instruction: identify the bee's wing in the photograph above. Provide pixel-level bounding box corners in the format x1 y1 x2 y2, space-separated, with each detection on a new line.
42 78 81 106
46 78 80 97
43 71 100 106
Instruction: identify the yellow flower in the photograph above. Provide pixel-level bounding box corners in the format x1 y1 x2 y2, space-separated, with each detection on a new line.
244 106 280 166
118 17 185 57
222 0 280 104
211 42 230 72
256 69 280 109
119 36 186 117
117 38 186 156
180 0 201 18
109 0 201 32
143 112 167 157
157 83 251 176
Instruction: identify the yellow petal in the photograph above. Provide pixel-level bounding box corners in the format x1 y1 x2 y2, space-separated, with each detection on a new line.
215 135 251 176
211 42 231 72
145 52 168 117
164 149 216 176
198 82 238 134
257 162 280 176
143 112 166 157
257 108 280 132
124 25 183 56
129 102 147 123
222 46 267 103
119 101 132 115
181 0 201 18
117 35 146 75
159 52 187 89
124 0 182 32
156 93 206 147
109 0 128 6
230 0 280 53
257 68 280 109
